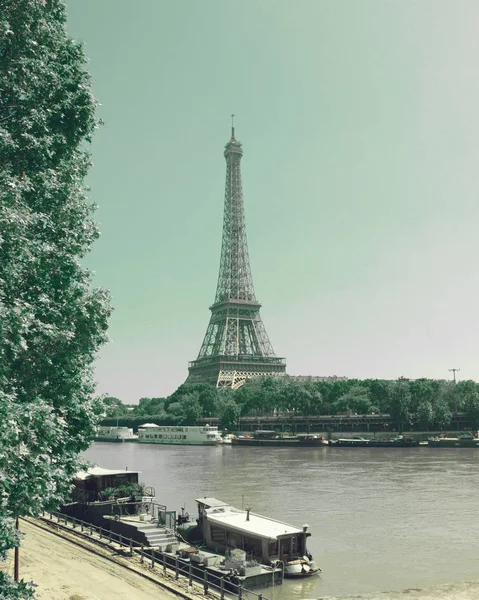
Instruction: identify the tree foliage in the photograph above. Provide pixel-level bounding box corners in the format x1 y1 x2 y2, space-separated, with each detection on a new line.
105 376 479 433
0 1 111 596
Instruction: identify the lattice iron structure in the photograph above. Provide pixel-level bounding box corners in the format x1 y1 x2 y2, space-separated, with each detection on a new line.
187 120 286 389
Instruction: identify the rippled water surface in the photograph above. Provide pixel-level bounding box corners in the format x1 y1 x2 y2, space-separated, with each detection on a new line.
84 444 479 599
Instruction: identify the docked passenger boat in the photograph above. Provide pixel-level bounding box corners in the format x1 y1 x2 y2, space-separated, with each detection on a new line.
94 426 138 442
180 497 320 578
232 430 327 447
137 423 222 445
427 432 479 448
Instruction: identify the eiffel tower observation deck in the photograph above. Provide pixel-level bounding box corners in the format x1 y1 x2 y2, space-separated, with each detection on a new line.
187 118 286 389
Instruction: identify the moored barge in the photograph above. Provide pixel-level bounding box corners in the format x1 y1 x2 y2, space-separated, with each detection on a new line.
329 435 419 447
232 430 327 447
180 497 320 578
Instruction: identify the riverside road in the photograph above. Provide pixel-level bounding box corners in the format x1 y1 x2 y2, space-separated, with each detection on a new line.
84 443 479 600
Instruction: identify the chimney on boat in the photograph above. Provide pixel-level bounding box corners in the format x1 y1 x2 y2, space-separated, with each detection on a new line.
246 507 251 521
303 524 309 533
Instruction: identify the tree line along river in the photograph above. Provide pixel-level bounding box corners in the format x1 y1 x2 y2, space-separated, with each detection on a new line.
84 442 479 600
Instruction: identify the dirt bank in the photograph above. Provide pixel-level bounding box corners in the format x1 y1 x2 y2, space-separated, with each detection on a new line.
7 519 186 600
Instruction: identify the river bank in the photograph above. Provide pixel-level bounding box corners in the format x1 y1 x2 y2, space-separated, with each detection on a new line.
5 519 197 600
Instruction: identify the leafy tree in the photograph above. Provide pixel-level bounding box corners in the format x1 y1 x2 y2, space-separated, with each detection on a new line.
432 397 452 429
408 379 440 414
179 392 202 425
280 380 322 416
103 397 129 418
233 385 256 416
365 379 391 413
333 385 372 415
389 382 412 431
165 401 182 418
0 1 111 596
417 400 434 428
216 395 240 430
461 386 479 427
198 387 218 417
134 397 166 416
455 380 479 414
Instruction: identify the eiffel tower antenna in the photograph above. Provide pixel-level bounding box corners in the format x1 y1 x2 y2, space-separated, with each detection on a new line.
187 118 286 389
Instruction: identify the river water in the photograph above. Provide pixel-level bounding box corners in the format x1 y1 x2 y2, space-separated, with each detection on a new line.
83 443 479 600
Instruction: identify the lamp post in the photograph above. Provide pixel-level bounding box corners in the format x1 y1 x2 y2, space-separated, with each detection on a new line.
449 368 460 384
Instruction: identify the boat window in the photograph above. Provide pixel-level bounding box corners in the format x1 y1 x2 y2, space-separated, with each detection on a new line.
211 527 227 545
242 536 263 559
268 541 278 557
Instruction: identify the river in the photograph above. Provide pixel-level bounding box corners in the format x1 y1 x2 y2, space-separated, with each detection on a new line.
83 443 479 600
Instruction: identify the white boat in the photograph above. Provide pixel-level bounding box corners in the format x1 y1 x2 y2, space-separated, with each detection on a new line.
94 426 137 442
193 498 320 578
137 423 222 446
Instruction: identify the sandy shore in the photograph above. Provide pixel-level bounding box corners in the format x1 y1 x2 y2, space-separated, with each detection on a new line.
6 519 187 600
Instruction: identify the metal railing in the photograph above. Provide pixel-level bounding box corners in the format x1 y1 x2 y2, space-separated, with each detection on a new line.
45 512 274 600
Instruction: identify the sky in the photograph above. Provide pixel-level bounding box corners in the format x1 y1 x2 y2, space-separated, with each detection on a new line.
65 1 479 403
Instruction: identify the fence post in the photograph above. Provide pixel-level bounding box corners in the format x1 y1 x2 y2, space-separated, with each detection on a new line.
99 527 103 540
151 550 155 569
237 584 242 600
220 577 225 600
129 537 133 554
204 571 209 594
163 552 166 574
189 563 193 587
50 513 53 520
109 530 112 544
175 557 179 580
80 520 84 532
258 594 263 600
119 533 122 547
72 518 76 529
57 514 60 523
90 524 93 536
140 544 144 563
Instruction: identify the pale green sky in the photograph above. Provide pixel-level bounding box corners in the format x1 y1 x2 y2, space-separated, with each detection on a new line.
66 1 479 403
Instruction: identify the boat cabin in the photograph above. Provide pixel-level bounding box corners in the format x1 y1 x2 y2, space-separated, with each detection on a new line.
195 497 311 565
72 466 141 502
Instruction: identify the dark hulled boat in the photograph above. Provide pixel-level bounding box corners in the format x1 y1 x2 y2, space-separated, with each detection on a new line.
330 435 419 447
427 433 479 448
232 430 328 447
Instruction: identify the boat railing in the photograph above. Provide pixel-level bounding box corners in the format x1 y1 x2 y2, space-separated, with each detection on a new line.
109 499 177 530
40 511 276 600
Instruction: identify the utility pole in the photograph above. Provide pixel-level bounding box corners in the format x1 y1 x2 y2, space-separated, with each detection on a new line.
449 368 460 384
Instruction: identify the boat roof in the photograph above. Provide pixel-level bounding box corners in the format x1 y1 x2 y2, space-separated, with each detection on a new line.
139 423 160 428
204 504 303 540
75 466 141 480
196 497 230 508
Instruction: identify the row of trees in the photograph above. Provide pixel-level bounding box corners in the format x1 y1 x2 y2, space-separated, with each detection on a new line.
103 376 479 431
1 2 111 597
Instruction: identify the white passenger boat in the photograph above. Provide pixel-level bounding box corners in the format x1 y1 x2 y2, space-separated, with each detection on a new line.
94 426 137 442
137 423 222 445
193 498 320 578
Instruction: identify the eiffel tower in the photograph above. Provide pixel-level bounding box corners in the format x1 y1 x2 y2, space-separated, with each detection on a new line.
187 118 286 389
